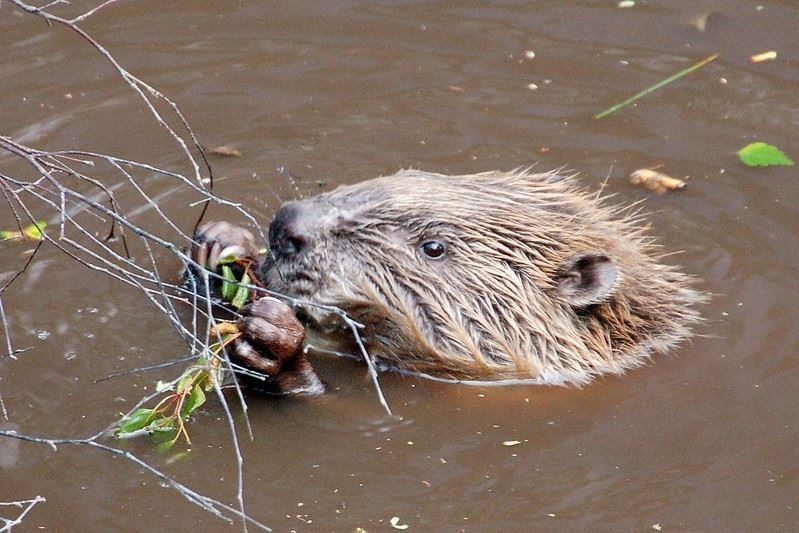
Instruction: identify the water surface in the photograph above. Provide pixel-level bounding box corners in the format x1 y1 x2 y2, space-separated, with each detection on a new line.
1 1 798 530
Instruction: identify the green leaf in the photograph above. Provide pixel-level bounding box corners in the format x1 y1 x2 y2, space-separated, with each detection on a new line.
181 384 206 420
176 369 197 393
117 408 156 436
149 417 177 432
738 142 794 167
23 221 47 240
216 254 238 265
220 265 237 300
230 273 251 309
0 221 47 241
155 380 174 393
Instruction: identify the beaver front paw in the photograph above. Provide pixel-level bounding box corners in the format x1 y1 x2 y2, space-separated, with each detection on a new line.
232 297 324 395
190 221 260 272
184 221 261 301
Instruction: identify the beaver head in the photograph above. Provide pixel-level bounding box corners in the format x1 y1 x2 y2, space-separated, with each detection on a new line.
261 169 702 384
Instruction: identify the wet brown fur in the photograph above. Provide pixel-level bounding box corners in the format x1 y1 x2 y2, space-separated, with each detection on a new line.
262 169 703 385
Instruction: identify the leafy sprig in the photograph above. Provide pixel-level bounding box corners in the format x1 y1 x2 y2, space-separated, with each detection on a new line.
116 323 241 449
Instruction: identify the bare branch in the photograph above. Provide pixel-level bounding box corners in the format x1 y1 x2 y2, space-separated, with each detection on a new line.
0 430 271 531
69 0 120 24
0 495 46 533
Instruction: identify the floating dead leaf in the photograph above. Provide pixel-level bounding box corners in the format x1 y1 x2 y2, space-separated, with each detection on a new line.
448 85 465 94
688 13 710 32
389 516 409 530
630 169 686 194
750 50 777 63
209 145 242 157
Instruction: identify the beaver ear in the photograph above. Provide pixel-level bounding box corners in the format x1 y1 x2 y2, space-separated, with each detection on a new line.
556 252 617 307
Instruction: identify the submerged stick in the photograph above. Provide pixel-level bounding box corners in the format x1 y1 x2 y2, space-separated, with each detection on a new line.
594 53 718 119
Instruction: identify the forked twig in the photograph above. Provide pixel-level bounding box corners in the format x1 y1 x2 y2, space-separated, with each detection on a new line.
0 495 46 533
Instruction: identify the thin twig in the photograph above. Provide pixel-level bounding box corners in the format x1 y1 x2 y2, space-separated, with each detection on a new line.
0 430 271 531
69 0 120 24
0 495 46 533
594 53 719 119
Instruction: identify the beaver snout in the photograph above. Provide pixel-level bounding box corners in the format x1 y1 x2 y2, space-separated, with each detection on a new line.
269 201 312 258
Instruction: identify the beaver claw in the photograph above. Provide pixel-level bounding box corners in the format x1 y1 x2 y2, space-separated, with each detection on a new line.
190 221 259 272
184 221 261 301
232 297 324 395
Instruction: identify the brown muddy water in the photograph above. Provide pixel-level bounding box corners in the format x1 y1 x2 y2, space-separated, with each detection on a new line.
1 1 798 531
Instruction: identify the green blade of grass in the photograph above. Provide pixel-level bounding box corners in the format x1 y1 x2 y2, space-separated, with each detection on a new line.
594 53 719 119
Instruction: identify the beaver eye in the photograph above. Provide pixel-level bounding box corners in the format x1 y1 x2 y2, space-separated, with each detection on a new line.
420 240 446 260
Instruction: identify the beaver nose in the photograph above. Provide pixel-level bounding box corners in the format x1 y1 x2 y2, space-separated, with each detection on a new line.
269 202 311 258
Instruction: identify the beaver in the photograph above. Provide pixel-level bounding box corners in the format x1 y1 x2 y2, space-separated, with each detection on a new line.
192 169 702 393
